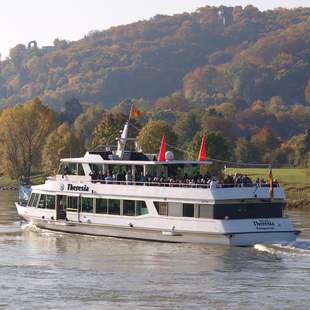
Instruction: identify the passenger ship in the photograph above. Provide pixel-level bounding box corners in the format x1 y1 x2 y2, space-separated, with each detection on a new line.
16 117 300 246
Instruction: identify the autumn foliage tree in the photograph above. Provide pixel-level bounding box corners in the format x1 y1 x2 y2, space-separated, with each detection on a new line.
42 123 84 174
138 120 178 155
187 131 231 175
0 98 56 178
91 113 128 147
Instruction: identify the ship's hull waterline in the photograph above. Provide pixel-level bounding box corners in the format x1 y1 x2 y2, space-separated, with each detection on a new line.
16 204 298 246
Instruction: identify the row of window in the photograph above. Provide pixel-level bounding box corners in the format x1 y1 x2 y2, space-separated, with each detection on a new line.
154 202 283 219
154 202 214 218
61 163 85 176
28 194 206 218
67 196 148 216
28 193 148 216
28 193 55 209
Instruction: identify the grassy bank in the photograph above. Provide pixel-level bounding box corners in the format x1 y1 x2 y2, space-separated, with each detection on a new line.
226 168 310 200
0 174 45 189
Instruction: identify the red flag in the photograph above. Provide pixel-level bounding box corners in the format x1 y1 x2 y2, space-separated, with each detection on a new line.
130 104 141 119
198 134 207 161
158 135 166 161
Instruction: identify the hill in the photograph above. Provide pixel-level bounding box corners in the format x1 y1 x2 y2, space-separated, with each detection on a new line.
0 5 310 110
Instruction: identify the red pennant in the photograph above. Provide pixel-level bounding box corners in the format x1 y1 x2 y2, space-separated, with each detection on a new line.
158 135 166 161
198 134 207 161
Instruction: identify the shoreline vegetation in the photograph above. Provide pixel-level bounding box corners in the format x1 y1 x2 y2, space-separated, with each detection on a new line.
2 168 309 208
226 167 310 208
0 174 44 191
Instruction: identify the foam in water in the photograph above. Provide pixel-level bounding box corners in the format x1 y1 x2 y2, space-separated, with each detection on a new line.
254 244 278 254
255 239 310 256
21 221 40 232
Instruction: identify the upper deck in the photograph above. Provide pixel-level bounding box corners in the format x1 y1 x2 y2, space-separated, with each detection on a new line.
32 174 284 204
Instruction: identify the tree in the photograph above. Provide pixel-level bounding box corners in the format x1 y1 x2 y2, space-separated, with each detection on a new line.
187 131 231 161
304 129 310 151
187 131 231 175
74 105 105 148
91 113 128 147
60 98 83 124
174 111 201 143
154 93 190 112
306 80 310 104
0 97 56 178
9 44 26 69
138 120 178 155
203 112 235 141
234 138 262 163
251 127 280 151
42 123 84 174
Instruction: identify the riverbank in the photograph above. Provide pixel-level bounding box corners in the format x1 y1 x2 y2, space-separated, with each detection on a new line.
0 174 45 191
286 199 310 209
226 167 310 199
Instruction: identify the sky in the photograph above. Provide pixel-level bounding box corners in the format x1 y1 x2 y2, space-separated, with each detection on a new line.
0 0 309 58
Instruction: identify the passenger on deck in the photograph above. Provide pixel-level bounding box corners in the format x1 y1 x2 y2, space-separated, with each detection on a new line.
105 173 113 184
89 170 97 182
210 179 217 189
273 179 279 187
62 165 70 178
98 170 104 180
112 172 117 183
139 172 145 185
125 171 132 185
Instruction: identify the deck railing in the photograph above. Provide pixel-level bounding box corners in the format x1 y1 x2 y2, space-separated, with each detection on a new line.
89 179 277 189
49 176 278 189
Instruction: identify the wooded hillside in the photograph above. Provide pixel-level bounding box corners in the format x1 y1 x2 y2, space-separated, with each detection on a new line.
1 5 310 109
0 6 309 177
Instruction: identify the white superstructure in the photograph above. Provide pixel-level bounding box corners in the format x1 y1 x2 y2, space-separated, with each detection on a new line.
16 121 300 246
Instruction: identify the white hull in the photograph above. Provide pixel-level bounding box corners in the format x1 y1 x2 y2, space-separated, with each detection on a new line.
16 203 299 246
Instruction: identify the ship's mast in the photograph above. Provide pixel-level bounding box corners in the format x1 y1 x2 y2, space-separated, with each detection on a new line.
116 102 139 159
116 121 129 159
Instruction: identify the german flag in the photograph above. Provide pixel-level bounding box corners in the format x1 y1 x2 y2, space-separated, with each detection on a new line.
130 104 141 119
269 168 274 198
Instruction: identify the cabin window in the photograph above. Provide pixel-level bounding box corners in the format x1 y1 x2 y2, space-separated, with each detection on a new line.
68 163 78 175
81 197 93 213
136 201 148 215
46 195 55 209
199 204 213 218
123 200 135 216
168 203 182 216
32 194 40 208
96 199 107 214
183 204 194 217
78 164 85 176
108 199 120 215
38 194 46 209
28 194 35 207
212 203 283 219
154 201 168 216
90 164 102 174
67 196 78 212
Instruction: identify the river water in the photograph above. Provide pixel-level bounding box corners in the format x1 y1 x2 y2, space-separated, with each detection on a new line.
0 191 310 310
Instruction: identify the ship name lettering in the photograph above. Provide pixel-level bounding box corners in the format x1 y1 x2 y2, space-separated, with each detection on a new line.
67 184 89 192
253 219 275 227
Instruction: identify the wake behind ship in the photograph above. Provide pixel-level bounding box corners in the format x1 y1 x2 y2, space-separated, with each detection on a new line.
16 107 300 246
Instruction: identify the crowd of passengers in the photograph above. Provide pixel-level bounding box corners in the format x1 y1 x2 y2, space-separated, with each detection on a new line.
87 170 279 188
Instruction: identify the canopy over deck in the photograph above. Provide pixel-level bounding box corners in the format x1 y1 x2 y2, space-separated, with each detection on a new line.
60 152 212 166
